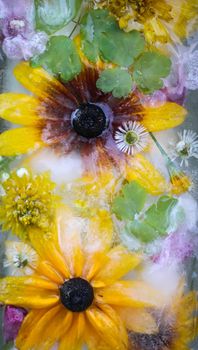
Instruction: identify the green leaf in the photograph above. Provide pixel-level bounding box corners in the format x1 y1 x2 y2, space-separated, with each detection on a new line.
0 156 15 176
112 182 147 220
96 68 134 98
35 0 82 34
99 30 145 67
80 10 145 66
2 342 14 350
133 52 171 93
31 36 82 82
126 196 178 243
144 196 178 234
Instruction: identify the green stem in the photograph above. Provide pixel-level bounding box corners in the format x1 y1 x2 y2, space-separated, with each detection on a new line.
149 132 178 176
69 15 82 38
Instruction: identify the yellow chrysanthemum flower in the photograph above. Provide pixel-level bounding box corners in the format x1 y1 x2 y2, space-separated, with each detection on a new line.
92 0 198 44
129 287 198 349
170 172 192 195
0 168 58 240
0 206 165 350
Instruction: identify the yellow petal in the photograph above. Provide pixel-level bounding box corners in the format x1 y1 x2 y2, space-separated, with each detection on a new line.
92 246 141 288
0 276 59 308
125 154 168 195
0 93 42 126
143 103 187 131
83 210 114 280
95 281 164 308
16 309 46 350
0 127 43 156
115 306 158 334
58 314 84 350
86 304 128 350
16 305 72 350
56 205 84 277
29 228 70 279
36 260 64 285
14 62 76 104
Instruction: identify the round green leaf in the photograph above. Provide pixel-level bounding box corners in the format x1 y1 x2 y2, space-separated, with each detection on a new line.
35 0 82 34
80 10 145 67
31 36 82 82
133 52 171 93
96 68 134 98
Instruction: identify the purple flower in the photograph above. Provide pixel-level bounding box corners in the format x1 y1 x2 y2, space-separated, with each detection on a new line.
163 43 198 104
3 305 27 343
157 231 195 264
0 0 48 60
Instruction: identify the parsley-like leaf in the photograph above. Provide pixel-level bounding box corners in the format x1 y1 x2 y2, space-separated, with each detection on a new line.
133 52 171 94
80 10 145 66
96 68 134 98
126 196 178 243
112 182 147 220
31 36 82 82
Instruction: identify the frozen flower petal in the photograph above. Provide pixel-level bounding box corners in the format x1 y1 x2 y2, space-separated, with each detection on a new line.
3 305 27 343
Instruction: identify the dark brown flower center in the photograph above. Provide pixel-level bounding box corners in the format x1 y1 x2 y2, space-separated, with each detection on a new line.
71 103 108 139
60 277 94 312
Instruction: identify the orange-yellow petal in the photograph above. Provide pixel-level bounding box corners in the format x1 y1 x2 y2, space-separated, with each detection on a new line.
16 309 46 350
58 314 84 350
0 276 59 308
29 228 70 279
143 103 187 132
115 306 158 334
0 93 43 126
92 246 141 288
56 205 84 277
35 260 64 285
14 62 76 105
86 304 128 350
0 127 44 156
16 305 72 350
95 281 164 308
125 154 168 195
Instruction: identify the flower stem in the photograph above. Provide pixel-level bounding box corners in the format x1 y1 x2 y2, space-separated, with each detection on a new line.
149 132 178 175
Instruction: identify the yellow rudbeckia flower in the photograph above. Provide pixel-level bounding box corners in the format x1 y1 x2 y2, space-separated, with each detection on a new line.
0 62 186 182
92 0 198 44
0 206 165 350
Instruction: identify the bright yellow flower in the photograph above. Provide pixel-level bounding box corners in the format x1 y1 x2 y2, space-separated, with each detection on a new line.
0 206 165 350
170 172 192 195
0 169 58 240
92 0 198 44
129 287 198 350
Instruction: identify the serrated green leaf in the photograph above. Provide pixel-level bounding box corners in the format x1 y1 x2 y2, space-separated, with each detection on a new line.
133 52 171 93
96 68 133 98
80 10 145 67
35 0 82 34
126 196 178 243
126 220 159 243
112 181 147 220
31 36 82 82
144 196 178 234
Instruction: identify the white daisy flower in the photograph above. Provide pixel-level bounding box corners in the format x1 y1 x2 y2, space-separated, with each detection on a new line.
171 130 198 167
4 241 38 276
114 121 149 156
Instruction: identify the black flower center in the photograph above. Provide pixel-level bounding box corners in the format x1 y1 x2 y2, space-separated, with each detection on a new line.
71 103 108 139
60 277 94 312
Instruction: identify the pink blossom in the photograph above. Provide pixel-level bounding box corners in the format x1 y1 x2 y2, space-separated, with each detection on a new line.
3 305 27 343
